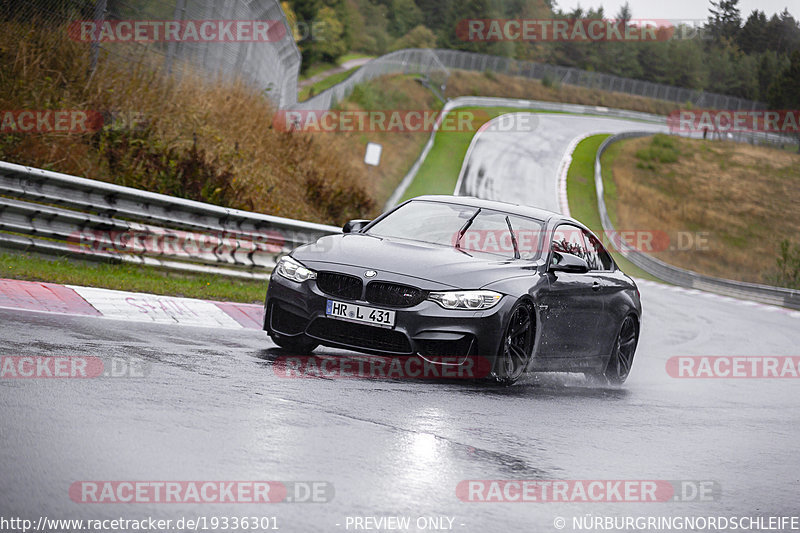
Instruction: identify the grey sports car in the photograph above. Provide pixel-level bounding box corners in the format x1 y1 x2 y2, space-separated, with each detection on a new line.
264 195 641 385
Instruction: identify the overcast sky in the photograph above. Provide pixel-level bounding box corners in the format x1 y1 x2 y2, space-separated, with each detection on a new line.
553 0 796 20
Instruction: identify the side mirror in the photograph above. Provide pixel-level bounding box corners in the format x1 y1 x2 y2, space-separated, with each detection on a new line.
342 219 370 233
549 251 589 273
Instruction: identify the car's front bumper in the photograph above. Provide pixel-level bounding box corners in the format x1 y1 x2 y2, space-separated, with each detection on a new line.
264 271 514 363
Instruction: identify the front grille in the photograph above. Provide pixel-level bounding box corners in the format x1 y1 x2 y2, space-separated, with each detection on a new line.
365 281 426 308
316 272 363 300
269 303 309 335
416 335 476 358
307 318 412 354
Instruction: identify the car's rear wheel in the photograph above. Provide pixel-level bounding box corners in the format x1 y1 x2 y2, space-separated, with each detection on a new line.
600 315 638 385
270 332 319 354
492 301 534 385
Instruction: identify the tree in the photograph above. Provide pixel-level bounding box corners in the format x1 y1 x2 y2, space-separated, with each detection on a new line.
281 2 301 42
412 0 455 33
765 9 800 55
288 0 319 22
737 10 768 54
314 6 347 61
756 51 782 101
388 0 423 37
598 3 639 79
767 50 800 108
664 39 707 90
617 2 632 24
706 0 742 44
390 24 437 50
438 0 509 56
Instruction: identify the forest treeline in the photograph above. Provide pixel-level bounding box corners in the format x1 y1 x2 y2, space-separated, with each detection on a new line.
286 0 800 107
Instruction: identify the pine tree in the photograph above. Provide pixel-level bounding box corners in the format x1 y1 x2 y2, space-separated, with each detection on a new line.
706 0 742 44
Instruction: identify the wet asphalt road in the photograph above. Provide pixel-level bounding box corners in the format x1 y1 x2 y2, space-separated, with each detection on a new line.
2 113 800 532
457 114 667 210
2 281 800 531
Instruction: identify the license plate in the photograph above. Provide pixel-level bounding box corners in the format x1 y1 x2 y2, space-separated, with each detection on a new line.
326 300 395 328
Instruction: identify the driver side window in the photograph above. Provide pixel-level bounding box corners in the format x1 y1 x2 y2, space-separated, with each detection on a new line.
551 224 587 262
583 230 614 271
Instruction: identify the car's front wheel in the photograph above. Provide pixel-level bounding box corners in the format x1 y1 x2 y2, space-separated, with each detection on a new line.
492 301 535 385
269 332 319 354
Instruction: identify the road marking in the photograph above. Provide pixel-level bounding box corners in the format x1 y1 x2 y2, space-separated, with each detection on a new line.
68 285 244 329
0 279 101 316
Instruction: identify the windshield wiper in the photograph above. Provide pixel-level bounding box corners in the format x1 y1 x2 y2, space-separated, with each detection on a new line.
505 216 520 259
454 209 481 250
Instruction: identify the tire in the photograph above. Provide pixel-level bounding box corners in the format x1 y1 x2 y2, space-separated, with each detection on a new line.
269 332 319 354
491 301 535 385
597 315 638 385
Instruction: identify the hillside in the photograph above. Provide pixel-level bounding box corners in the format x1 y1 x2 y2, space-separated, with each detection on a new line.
605 135 800 288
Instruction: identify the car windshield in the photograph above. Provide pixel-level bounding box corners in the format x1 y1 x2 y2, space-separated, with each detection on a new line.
367 200 478 246
366 200 544 259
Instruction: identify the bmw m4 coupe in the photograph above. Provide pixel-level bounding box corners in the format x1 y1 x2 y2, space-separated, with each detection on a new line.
264 195 641 385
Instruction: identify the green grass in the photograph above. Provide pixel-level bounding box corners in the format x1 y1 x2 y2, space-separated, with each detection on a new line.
298 67 360 102
0 251 268 303
566 135 660 281
299 61 339 81
339 52 374 64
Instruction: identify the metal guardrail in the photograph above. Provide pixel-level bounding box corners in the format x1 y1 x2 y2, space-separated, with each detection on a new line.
0 161 339 279
594 132 800 310
294 48 449 111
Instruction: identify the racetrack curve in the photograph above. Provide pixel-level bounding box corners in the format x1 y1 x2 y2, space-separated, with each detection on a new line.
2 113 799 532
456 113 667 212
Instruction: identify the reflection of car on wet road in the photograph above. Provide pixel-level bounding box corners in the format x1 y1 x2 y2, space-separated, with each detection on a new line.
264 195 641 385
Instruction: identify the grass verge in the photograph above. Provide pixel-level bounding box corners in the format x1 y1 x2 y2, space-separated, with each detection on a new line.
339 52 375 63
445 70 681 116
298 66 360 102
299 61 339 81
0 252 267 303
565 135 660 281
608 135 800 287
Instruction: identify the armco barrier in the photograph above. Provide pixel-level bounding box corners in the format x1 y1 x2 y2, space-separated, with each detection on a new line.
594 132 800 309
0 161 339 279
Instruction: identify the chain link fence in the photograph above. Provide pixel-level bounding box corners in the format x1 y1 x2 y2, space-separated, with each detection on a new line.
434 49 766 111
292 49 450 111
298 48 765 112
297 48 796 148
2 0 301 108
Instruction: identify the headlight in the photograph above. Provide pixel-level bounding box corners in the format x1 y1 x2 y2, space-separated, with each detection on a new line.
428 290 502 310
275 256 316 283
